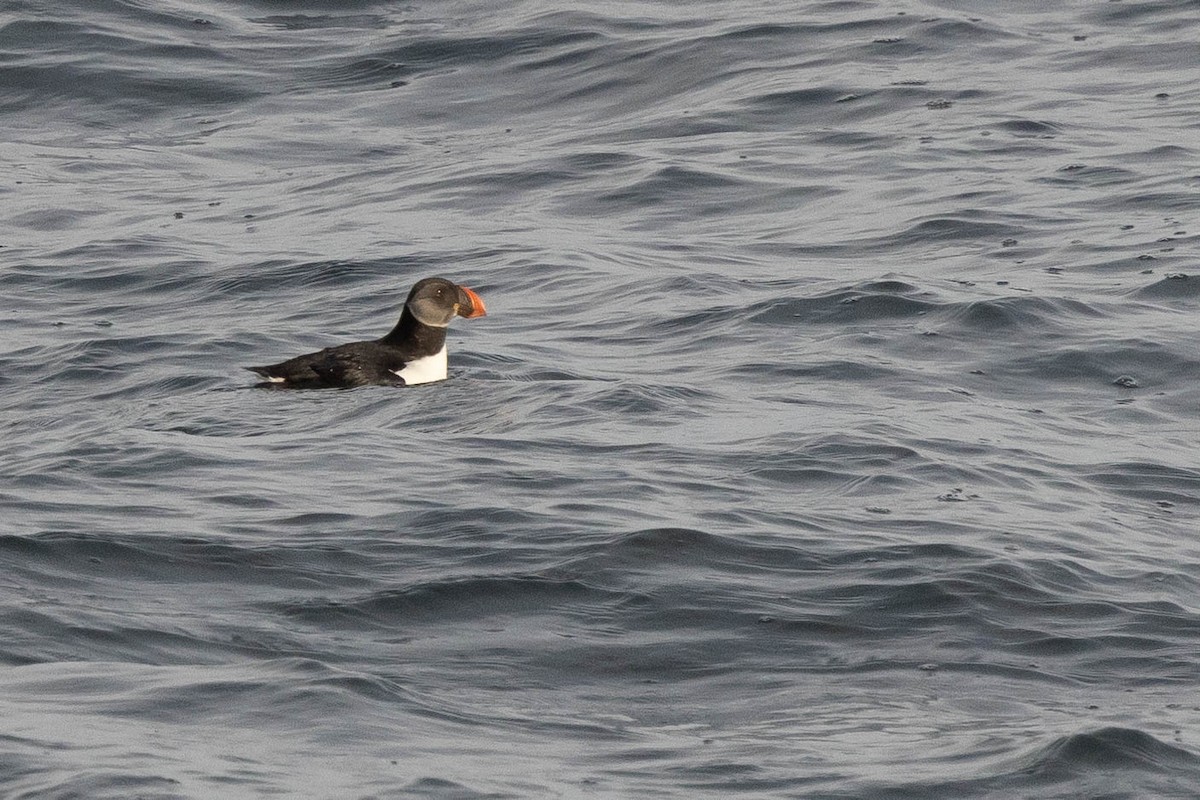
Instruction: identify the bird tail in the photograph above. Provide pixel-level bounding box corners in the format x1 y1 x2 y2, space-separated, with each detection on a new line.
245 366 285 383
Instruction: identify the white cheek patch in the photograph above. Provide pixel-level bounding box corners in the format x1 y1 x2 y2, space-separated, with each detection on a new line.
392 347 448 385
265 375 286 383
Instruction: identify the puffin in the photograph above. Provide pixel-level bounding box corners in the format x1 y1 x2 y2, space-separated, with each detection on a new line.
246 276 486 388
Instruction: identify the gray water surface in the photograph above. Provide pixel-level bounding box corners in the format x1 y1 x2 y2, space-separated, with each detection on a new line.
3 1 1200 797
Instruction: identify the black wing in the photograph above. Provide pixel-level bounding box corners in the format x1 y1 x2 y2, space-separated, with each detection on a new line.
247 342 407 388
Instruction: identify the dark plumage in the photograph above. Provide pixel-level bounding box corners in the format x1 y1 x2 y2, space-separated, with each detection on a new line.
246 277 486 388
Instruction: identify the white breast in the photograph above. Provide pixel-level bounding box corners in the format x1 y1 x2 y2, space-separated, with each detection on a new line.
392 347 448 385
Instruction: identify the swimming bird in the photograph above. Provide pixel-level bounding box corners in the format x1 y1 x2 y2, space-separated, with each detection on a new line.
246 276 486 388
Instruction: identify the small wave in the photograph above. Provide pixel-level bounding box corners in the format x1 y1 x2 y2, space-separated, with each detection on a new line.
588 526 826 573
995 119 1064 137
890 216 1028 246
1130 274 1200 301
869 727 1200 798
943 295 1105 333
0 19 258 121
1094 191 1200 212
1021 727 1200 775
1039 164 1140 187
1083 461 1200 507
996 339 1198 389
249 14 393 32
279 575 610 628
746 287 938 326
299 29 601 93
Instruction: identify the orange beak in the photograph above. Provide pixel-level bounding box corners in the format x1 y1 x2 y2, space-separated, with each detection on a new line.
459 285 487 318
